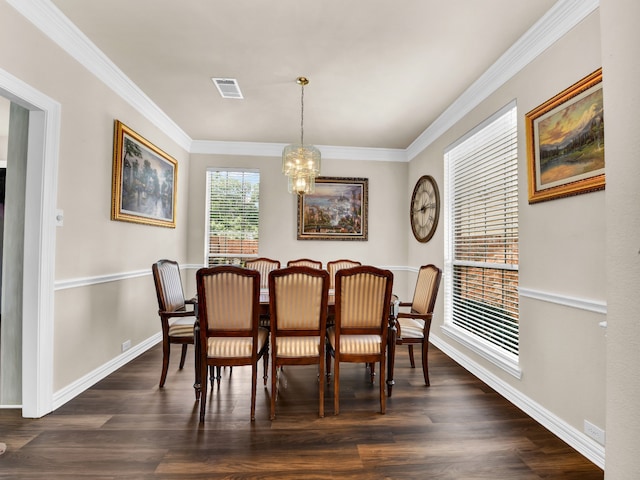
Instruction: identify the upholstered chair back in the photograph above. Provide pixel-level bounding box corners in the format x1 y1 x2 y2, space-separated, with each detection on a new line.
338 271 389 329
245 257 281 289
272 271 326 330
154 259 187 312
410 265 441 315
327 259 362 290
201 271 256 332
286 258 323 269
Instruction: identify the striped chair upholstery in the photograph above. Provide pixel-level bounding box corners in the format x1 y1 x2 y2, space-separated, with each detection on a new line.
245 257 281 289
326 265 393 415
152 259 197 394
326 259 361 290
196 266 269 422
286 258 323 269
268 266 329 420
393 264 442 389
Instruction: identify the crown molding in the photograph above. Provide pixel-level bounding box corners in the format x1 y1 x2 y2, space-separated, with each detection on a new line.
7 0 192 152
191 140 407 162
10 0 598 162
406 0 599 160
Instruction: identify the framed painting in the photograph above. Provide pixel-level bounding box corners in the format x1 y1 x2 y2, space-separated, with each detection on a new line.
111 120 177 227
526 68 604 204
297 177 368 241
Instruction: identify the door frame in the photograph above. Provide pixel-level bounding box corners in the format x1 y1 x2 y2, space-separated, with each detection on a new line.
0 67 59 418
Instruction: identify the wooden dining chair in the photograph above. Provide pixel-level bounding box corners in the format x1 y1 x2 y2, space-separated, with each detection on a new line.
268 266 330 420
326 265 393 415
245 257 281 289
196 266 269 422
326 259 361 290
286 258 323 269
392 264 442 391
151 259 198 396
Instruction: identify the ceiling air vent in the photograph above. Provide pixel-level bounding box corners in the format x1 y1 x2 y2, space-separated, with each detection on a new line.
211 78 243 99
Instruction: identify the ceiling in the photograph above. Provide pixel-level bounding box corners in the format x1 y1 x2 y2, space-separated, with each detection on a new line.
15 1 560 151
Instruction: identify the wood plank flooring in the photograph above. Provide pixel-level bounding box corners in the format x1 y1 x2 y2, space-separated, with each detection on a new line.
0 344 603 479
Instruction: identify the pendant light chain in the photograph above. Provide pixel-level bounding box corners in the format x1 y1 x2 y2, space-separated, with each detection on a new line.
300 82 305 146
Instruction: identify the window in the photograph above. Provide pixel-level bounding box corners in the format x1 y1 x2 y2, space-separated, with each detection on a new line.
205 169 259 266
443 102 520 376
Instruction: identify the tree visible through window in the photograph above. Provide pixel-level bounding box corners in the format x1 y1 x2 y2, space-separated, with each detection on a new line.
205 169 259 266
444 103 519 363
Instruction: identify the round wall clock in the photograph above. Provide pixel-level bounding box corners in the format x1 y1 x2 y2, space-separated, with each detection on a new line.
410 175 440 243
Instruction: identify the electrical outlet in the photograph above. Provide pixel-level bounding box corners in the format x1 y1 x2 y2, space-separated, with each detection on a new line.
121 340 132 352
584 420 605 445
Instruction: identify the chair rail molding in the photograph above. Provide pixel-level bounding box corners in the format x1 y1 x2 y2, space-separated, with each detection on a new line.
519 287 607 315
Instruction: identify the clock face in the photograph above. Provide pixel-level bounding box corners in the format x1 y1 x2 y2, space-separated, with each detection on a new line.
410 175 440 243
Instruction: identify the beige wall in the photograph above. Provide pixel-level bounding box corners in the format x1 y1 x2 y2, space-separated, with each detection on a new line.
600 0 640 477
185 153 410 297
7 1 640 474
407 10 606 439
0 2 190 391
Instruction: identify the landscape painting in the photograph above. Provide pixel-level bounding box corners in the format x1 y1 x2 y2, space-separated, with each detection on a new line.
297 177 368 241
111 120 177 227
526 68 605 203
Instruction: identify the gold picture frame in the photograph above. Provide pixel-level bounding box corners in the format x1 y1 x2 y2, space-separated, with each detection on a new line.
526 68 604 204
297 177 368 241
111 120 177 228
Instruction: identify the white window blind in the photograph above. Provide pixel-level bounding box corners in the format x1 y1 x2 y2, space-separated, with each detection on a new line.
445 104 519 356
205 169 259 266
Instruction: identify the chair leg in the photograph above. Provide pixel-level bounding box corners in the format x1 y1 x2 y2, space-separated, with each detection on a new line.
408 344 416 368
263 345 269 386
421 339 431 386
179 344 188 369
159 340 170 387
369 362 376 384
379 359 386 415
251 362 258 421
333 360 340 415
325 347 332 382
270 359 278 421
318 358 325 418
199 361 208 423
213 366 220 387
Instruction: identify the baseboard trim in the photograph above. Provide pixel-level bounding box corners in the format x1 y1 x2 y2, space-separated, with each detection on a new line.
52 333 161 410
429 333 605 470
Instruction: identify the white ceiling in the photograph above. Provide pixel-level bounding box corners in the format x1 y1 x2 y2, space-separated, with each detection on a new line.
41 0 560 151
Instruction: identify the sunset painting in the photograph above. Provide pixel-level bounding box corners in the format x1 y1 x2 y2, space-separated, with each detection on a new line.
535 85 604 189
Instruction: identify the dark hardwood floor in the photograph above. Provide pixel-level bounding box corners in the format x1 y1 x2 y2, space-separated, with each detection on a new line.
0 344 603 479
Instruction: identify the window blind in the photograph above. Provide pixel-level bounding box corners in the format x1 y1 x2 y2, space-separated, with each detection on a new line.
205 169 260 266
445 105 519 355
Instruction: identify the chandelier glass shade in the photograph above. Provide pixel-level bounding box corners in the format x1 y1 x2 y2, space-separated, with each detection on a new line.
282 77 321 195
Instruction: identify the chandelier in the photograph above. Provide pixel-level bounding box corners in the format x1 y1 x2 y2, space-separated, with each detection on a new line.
282 76 321 195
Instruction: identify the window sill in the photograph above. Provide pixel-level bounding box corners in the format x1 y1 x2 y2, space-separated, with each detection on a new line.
441 323 522 379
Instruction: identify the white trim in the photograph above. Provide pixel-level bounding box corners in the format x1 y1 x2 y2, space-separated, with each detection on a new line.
55 269 150 290
6 0 192 152
519 287 607 314
429 333 606 469
0 66 60 418
191 140 407 162
406 0 599 160
53 264 413 291
8 1 598 163
441 324 522 379
52 333 161 410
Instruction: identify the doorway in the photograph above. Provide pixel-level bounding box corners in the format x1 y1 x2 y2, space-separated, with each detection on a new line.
0 68 60 417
